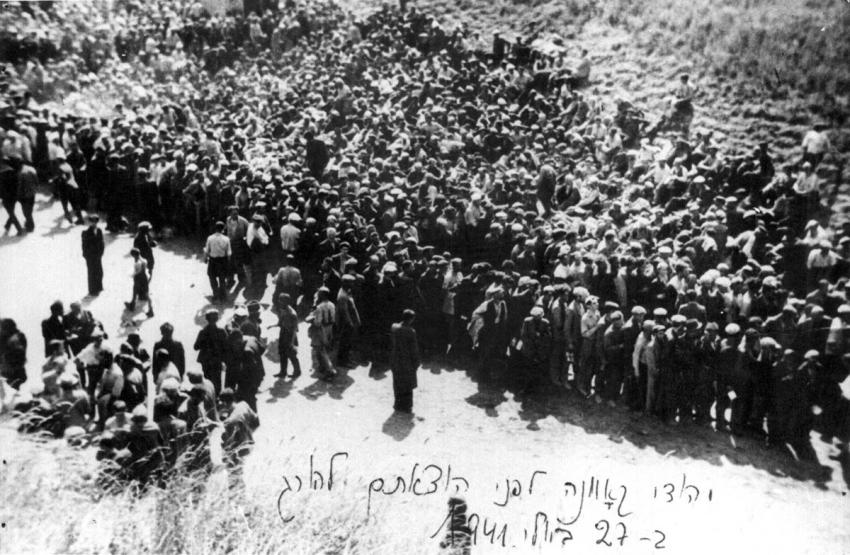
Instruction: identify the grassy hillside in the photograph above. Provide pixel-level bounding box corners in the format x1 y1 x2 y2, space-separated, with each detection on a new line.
417 0 850 95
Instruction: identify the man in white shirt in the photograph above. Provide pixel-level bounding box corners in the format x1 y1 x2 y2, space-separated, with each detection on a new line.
204 221 232 300
793 162 820 196
279 213 301 256
74 330 113 399
801 123 833 168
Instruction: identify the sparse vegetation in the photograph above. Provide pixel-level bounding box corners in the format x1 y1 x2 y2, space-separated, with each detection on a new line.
418 0 850 95
0 430 428 554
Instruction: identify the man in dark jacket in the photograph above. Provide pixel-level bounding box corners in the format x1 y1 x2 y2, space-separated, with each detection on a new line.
272 293 300 379
153 322 186 378
390 309 420 413
305 131 329 180
194 309 228 394
226 329 265 412
41 300 67 357
0 156 22 234
81 214 105 295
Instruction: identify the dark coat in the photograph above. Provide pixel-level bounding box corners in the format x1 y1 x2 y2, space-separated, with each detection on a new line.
41 315 66 356
194 324 228 364
82 226 105 259
154 338 186 377
390 323 420 392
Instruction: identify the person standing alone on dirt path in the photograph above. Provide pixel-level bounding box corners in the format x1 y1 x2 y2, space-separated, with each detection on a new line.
81 214 105 296
390 309 420 413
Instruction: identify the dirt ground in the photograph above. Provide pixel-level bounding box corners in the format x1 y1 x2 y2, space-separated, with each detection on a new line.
0 194 848 554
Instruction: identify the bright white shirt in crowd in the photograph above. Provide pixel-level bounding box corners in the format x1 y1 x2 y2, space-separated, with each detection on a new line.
802 130 831 154
204 232 232 258
246 224 269 248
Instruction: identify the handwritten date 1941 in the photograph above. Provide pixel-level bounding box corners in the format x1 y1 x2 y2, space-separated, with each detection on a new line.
432 512 668 551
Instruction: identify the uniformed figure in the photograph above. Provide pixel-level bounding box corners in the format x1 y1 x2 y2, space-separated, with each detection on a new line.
81 214 105 296
390 309 420 413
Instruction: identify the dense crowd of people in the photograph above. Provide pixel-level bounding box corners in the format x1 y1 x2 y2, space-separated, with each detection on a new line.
0 0 849 486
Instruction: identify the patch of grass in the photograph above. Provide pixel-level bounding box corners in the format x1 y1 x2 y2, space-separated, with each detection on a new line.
0 432 435 554
606 0 850 94
418 0 850 95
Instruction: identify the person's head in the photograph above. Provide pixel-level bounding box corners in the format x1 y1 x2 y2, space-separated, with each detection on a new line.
205 308 220 325
130 404 148 425
189 384 206 404
50 300 64 316
278 293 292 308
127 332 141 349
316 286 330 303
838 304 850 324
609 311 624 330
215 221 225 233
631 306 646 324
130 247 140 259
402 308 416 325
219 387 235 409
88 214 99 228
160 322 174 338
